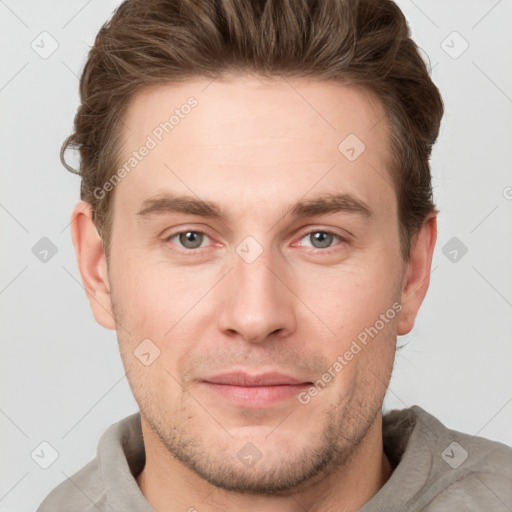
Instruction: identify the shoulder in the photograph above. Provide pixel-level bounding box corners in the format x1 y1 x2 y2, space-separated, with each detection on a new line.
36 457 108 512
409 406 512 509
408 405 512 472
36 412 143 512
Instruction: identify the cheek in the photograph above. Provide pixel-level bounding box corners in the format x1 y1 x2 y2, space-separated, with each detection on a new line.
293 256 400 339
110 250 194 327
110 256 220 381
111 262 193 396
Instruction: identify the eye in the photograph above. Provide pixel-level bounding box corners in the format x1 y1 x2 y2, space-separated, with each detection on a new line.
165 230 210 250
297 230 345 250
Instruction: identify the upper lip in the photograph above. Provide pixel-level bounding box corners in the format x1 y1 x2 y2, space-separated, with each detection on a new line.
202 372 310 386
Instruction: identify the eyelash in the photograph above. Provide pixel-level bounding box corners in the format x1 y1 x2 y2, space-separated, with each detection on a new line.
164 228 347 254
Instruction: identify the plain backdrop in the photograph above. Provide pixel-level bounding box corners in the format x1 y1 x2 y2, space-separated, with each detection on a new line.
1 1 511 510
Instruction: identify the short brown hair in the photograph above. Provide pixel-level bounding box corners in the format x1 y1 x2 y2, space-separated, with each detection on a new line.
61 0 443 260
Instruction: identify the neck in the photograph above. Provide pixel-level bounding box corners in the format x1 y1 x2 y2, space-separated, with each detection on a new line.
136 413 393 512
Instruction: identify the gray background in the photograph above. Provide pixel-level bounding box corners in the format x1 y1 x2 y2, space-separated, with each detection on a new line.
1 1 511 510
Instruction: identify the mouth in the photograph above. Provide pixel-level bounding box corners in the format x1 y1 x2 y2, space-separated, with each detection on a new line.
200 372 313 408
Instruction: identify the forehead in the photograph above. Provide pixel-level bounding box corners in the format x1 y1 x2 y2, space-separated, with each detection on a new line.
114 74 395 221
122 74 389 151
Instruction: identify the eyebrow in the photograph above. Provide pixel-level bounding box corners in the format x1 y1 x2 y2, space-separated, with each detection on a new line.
135 192 373 221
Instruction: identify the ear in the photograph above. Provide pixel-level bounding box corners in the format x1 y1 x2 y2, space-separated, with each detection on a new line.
70 201 116 330
397 213 437 335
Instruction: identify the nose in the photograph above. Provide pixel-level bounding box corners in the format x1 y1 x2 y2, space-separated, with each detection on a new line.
216 246 297 344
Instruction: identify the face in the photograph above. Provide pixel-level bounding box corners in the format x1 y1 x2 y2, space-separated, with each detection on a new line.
74 74 434 495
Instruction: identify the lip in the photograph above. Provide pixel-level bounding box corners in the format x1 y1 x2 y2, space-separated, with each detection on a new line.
200 372 312 408
202 371 310 386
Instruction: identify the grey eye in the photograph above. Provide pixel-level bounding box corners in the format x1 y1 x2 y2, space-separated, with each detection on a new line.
300 231 340 249
310 232 333 248
178 231 205 249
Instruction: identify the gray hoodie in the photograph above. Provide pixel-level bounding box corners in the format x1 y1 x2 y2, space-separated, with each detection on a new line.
36 405 512 511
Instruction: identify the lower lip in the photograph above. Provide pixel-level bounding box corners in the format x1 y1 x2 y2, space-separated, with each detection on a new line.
201 382 311 408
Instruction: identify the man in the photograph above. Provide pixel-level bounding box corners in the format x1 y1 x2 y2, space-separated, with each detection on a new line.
37 0 512 510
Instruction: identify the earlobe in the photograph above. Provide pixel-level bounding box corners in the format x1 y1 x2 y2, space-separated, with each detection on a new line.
397 213 437 336
70 201 116 330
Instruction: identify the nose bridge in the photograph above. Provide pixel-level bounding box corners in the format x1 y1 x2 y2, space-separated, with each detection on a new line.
217 242 296 342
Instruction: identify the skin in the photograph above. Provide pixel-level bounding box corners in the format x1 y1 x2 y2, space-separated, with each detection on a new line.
71 74 437 512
